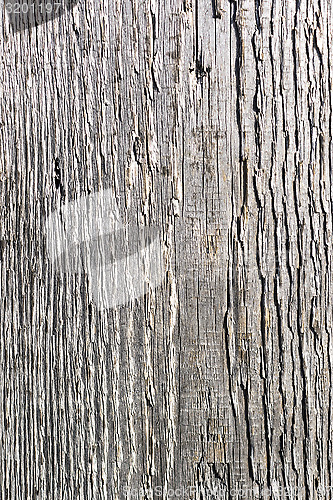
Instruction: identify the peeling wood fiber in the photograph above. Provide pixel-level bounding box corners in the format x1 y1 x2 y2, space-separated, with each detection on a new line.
1 0 333 499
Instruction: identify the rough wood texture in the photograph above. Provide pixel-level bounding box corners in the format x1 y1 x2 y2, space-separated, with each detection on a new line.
1 0 333 498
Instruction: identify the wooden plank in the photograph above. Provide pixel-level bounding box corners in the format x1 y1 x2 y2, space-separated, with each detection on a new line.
1 0 333 498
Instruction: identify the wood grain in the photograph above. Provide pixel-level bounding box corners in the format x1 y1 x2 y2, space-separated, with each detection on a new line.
1 0 333 498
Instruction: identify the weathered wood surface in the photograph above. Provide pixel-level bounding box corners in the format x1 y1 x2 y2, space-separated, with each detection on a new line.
1 0 333 498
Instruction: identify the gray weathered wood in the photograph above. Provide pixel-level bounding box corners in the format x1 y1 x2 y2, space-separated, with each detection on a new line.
1 0 333 498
